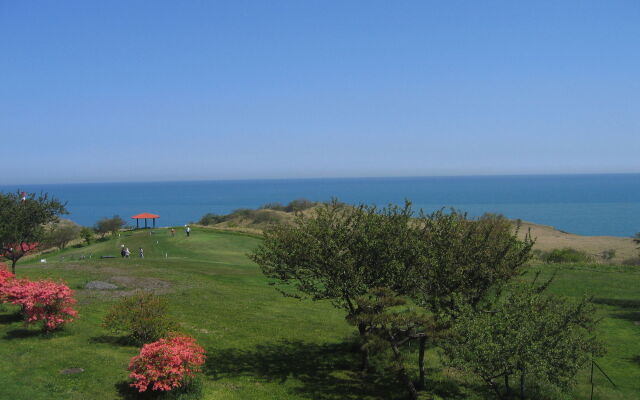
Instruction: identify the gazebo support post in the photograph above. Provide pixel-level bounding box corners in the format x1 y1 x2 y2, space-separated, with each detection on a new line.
136 219 139 229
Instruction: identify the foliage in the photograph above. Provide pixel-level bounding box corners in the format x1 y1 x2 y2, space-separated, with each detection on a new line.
94 215 126 238
250 200 422 369
0 191 67 272
251 200 420 310
1 278 78 331
198 213 226 226
199 209 283 226
539 247 592 264
44 221 81 250
444 283 605 399
260 198 318 212
80 227 95 245
600 248 616 261
103 291 178 345
411 211 534 315
128 335 206 393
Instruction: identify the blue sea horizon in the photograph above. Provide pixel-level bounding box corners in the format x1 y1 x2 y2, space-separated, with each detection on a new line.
2 173 639 237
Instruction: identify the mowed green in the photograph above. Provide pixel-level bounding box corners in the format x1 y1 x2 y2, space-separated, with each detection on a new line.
0 228 638 399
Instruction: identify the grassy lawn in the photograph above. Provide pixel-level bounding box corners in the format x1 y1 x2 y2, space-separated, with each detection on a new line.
0 228 638 399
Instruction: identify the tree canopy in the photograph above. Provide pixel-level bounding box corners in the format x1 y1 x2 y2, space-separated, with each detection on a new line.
0 191 67 273
94 215 126 238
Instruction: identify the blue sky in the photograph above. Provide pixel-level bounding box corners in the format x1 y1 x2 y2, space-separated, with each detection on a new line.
1 1 639 184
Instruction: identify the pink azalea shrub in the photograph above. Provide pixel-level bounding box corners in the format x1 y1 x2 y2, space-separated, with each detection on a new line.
128 335 206 392
0 265 15 302
2 278 78 331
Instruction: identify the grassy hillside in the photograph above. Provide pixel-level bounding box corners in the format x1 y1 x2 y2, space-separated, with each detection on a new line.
1 228 639 399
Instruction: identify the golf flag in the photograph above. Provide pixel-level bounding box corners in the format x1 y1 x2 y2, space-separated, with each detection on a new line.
20 192 27 201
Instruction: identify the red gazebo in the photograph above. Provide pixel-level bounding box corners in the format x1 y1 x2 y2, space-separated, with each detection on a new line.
132 213 160 229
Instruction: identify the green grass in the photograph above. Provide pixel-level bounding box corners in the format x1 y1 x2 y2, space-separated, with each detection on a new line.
1 228 639 399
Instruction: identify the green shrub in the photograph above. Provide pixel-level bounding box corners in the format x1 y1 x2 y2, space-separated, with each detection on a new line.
252 210 283 224
102 291 177 344
198 213 226 226
601 249 616 261
260 199 318 213
540 248 592 264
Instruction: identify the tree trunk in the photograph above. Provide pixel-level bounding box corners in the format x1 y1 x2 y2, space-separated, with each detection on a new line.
504 374 510 398
486 379 505 400
391 343 418 400
417 336 426 389
387 331 418 400
519 369 525 400
11 259 17 274
358 322 370 372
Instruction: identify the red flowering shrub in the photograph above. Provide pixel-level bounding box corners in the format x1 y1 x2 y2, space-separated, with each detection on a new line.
2 278 78 331
0 265 15 302
128 335 206 392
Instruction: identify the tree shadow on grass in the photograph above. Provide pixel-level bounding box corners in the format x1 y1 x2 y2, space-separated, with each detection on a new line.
593 298 640 308
593 298 640 323
4 328 50 340
115 378 203 400
614 311 640 322
89 334 138 347
0 311 23 324
204 339 466 400
626 355 640 367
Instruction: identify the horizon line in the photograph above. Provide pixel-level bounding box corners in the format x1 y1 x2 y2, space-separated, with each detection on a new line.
2 171 640 187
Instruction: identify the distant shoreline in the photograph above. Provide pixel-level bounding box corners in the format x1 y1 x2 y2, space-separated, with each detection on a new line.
2 174 639 237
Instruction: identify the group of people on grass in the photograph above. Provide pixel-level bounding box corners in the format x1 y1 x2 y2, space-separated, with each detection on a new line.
169 225 190 237
120 225 191 259
121 244 143 259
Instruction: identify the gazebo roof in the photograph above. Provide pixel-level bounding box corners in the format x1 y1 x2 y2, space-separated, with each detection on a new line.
131 213 160 219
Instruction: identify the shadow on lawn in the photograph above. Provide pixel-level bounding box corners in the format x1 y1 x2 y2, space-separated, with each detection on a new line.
116 378 203 400
3 328 64 340
0 311 23 324
593 298 640 309
593 298 640 323
204 340 465 400
89 334 138 347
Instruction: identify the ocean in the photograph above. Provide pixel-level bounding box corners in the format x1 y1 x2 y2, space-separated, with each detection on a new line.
1 174 639 237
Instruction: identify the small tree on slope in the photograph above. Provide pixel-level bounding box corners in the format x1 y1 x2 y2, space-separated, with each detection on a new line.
0 191 67 273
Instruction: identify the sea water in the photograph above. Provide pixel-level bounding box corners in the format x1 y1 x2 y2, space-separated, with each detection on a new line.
2 174 639 237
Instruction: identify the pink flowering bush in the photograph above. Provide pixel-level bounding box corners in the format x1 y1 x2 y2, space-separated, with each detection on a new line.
0 265 15 303
2 278 78 331
129 335 206 392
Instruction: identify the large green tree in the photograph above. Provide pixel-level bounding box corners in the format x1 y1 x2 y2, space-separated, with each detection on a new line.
250 200 535 390
250 200 422 370
0 191 67 273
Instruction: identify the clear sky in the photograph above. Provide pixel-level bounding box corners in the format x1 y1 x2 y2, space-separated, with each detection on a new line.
1 1 639 184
